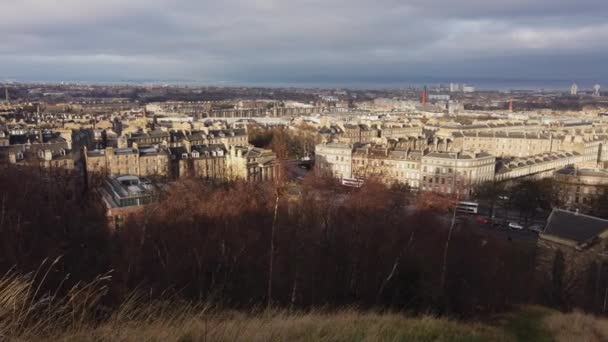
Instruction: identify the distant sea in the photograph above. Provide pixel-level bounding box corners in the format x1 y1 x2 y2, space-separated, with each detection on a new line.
3 77 605 92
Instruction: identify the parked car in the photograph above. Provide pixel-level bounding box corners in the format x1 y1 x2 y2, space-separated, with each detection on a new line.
508 221 524 230
528 224 544 233
475 216 492 224
496 221 508 229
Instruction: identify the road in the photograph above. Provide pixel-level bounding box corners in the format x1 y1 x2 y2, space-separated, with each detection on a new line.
455 213 540 243
283 159 311 181
476 202 549 228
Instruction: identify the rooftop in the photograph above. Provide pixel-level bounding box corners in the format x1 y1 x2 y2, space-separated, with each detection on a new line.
541 209 608 248
555 167 608 178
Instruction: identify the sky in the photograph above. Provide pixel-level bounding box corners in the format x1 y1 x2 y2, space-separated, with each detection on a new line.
0 0 607 88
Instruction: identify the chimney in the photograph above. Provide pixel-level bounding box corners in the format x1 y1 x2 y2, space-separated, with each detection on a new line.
44 150 52 161
183 139 192 153
421 86 427 106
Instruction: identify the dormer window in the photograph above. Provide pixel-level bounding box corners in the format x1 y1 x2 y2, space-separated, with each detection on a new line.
16 152 24 160
191 151 200 158
181 153 189 159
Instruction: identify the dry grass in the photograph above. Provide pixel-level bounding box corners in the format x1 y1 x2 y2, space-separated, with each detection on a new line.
0 259 112 339
0 261 516 341
6 264 608 341
56 310 512 342
544 310 608 342
0 264 511 342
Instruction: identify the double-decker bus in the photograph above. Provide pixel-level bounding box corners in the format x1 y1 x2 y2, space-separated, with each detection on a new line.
341 178 364 188
456 201 479 214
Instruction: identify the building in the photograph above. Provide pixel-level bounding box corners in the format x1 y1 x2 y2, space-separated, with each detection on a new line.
316 143 494 197
462 85 476 93
85 146 170 181
169 144 227 179
99 175 160 230
570 83 579 96
536 209 608 312
554 167 608 213
340 124 379 144
225 146 279 181
351 146 422 188
378 124 423 140
315 143 353 179
495 152 582 182
127 129 170 146
1 142 76 173
452 131 560 158
420 151 495 197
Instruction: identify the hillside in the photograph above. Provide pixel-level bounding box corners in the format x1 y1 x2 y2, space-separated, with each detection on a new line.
4 304 608 341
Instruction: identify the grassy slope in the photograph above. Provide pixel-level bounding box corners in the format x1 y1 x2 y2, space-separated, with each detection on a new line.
5 303 608 341
58 310 512 342
502 306 555 342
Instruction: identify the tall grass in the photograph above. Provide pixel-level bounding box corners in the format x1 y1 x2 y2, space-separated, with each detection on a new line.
56 309 513 342
5 262 608 341
0 258 112 339
0 263 512 341
544 310 608 342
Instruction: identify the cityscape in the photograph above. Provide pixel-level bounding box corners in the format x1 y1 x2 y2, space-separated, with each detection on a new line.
2 0 608 340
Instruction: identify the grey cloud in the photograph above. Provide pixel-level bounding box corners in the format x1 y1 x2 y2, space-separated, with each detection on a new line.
0 0 607 86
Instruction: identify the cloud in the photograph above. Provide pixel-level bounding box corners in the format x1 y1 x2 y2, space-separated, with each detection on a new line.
0 0 606 86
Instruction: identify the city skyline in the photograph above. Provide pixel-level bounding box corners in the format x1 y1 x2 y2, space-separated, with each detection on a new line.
1 0 607 86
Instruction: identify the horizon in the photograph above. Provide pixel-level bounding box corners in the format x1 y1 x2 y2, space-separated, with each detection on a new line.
1 1 607 87
0 77 602 92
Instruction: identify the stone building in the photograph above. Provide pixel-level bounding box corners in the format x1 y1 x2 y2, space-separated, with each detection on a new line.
554 167 608 213
99 175 159 230
351 146 422 188
495 152 582 182
127 129 170 146
316 143 494 196
378 124 423 140
172 128 248 147
225 146 278 182
450 131 560 158
536 209 608 312
420 151 495 197
85 146 170 181
339 124 379 144
435 122 542 138
169 144 227 179
315 143 354 179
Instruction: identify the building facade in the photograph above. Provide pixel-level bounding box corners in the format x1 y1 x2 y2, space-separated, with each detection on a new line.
315 143 354 179
420 151 495 197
